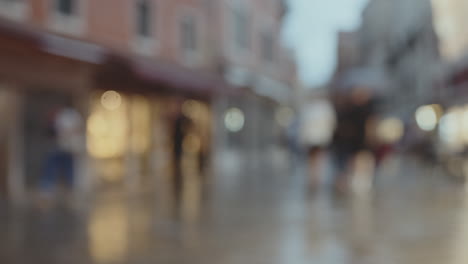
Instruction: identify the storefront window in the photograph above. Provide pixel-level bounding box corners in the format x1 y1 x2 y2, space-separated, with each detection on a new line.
87 92 211 186
87 91 128 159
130 95 151 155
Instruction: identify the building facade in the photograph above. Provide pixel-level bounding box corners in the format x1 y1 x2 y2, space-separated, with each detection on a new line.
337 0 441 118
432 0 468 104
364 0 440 116
334 31 361 78
208 0 297 175
0 0 297 201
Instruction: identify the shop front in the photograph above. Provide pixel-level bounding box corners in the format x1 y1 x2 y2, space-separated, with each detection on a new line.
87 56 217 194
0 21 219 201
87 90 164 192
85 88 213 193
0 29 95 201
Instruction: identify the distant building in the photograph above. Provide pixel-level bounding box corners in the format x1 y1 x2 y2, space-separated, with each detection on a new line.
208 0 298 171
432 0 468 104
432 0 468 61
356 0 441 117
334 31 361 77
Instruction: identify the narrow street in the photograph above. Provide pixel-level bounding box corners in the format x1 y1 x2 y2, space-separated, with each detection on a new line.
1 156 467 264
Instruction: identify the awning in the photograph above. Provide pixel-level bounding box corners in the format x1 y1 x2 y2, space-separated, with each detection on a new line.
0 18 231 98
0 17 107 64
39 34 106 65
130 57 225 97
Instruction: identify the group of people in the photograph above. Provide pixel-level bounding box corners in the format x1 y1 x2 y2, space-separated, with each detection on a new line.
298 86 388 192
40 88 385 198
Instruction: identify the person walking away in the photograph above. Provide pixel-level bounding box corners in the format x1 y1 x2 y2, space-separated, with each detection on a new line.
172 107 192 203
331 87 377 192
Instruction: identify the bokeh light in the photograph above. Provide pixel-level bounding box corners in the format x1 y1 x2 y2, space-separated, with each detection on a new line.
182 99 202 120
415 105 438 131
377 117 404 144
88 93 128 159
101 90 122 111
224 107 245 133
439 109 461 150
130 95 151 154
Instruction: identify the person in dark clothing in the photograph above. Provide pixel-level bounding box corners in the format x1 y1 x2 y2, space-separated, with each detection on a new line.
172 110 192 199
331 87 377 190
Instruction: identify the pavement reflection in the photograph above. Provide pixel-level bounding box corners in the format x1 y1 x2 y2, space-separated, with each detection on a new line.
89 202 128 263
1 156 468 264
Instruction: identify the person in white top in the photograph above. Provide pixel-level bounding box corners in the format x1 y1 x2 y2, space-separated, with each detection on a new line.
299 100 336 149
41 106 83 193
299 99 336 187
55 108 84 154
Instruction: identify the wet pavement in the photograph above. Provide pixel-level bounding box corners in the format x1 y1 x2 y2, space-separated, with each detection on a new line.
1 155 468 264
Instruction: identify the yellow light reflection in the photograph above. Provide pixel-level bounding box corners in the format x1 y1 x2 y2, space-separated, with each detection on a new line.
183 133 201 154
432 104 444 119
87 93 128 159
100 160 125 183
87 113 108 137
182 99 202 120
89 204 128 264
130 95 151 154
377 117 404 144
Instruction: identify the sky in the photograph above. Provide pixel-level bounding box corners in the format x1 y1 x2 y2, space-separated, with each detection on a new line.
283 0 370 88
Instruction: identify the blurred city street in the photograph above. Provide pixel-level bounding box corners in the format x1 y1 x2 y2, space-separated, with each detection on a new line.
4 0 468 263
1 155 467 264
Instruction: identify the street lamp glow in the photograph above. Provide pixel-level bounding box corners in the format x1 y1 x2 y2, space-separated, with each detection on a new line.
415 105 438 131
224 108 245 132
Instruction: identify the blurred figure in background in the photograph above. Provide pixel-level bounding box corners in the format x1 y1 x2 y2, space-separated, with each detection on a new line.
40 106 83 199
171 100 192 202
331 86 378 192
299 97 336 188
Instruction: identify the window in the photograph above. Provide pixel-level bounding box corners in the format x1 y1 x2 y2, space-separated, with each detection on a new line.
0 0 28 21
50 0 84 35
261 32 274 62
57 0 74 15
180 16 197 52
232 8 249 50
136 0 151 37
